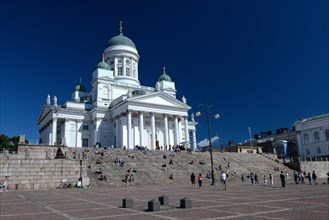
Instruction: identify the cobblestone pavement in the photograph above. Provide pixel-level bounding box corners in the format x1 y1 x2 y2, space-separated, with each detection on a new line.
1 180 328 220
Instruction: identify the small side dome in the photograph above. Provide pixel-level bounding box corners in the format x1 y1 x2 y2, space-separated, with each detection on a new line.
96 53 110 70
96 61 110 70
73 78 87 92
158 67 172 82
74 84 87 92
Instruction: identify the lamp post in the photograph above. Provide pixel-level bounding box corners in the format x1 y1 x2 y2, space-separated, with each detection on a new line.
248 127 252 148
196 102 220 186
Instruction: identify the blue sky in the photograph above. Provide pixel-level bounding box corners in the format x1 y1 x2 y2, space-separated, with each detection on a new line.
1 0 328 146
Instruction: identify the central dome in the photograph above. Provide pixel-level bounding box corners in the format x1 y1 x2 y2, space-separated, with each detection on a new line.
107 33 136 49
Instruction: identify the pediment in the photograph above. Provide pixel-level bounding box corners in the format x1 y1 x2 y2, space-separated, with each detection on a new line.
128 92 190 109
37 105 52 124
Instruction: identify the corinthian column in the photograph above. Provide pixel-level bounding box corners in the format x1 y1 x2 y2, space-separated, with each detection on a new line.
184 116 189 148
127 110 132 149
192 129 197 149
139 112 144 146
151 113 156 150
52 118 57 145
174 116 179 146
163 114 169 150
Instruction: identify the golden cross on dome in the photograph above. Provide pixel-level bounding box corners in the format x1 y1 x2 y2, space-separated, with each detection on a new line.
163 66 166 74
79 77 82 85
119 21 123 33
102 53 105 62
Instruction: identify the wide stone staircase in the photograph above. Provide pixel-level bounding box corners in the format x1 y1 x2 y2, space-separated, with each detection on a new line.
85 149 292 188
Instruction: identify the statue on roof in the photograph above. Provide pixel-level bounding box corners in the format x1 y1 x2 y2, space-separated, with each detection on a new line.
156 82 160 91
127 88 132 97
47 94 50 105
182 96 187 104
191 113 195 122
53 96 58 108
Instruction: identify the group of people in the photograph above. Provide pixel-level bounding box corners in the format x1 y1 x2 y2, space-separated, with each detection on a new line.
189 171 227 190
123 168 135 183
280 170 318 188
190 173 203 188
114 157 125 167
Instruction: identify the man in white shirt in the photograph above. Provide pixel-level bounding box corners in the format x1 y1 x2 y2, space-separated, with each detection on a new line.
221 172 227 190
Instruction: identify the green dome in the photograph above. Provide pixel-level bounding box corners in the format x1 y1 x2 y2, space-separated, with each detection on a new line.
107 33 136 49
158 67 172 82
74 84 87 92
96 61 110 70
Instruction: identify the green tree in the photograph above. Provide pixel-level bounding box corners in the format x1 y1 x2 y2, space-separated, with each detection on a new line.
0 134 11 150
0 134 29 152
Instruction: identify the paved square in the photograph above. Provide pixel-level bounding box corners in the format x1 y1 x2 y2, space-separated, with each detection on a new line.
1 181 328 219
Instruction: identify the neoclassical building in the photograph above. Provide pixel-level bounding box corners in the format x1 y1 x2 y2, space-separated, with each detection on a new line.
293 113 329 159
37 23 197 150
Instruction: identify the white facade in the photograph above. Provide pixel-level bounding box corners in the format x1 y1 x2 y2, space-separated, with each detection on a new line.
37 27 197 150
294 113 329 159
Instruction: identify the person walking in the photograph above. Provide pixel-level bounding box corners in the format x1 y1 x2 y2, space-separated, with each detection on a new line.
250 172 254 185
190 173 196 188
285 171 289 182
241 173 245 182
280 171 286 188
269 173 273 186
197 173 203 187
254 173 259 184
307 172 312 185
221 172 227 190
263 175 268 186
312 171 318 185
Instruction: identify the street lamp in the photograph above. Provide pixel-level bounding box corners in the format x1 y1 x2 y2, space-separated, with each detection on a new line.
196 102 220 186
248 127 252 148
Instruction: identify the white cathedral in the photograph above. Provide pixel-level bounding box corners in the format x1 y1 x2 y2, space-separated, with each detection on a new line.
37 23 197 150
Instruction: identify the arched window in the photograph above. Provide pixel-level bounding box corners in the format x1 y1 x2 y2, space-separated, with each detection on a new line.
304 134 309 144
314 132 320 143
325 129 329 141
103 87 109 99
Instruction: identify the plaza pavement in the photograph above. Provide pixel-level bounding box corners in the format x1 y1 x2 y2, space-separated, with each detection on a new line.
1 180 328 220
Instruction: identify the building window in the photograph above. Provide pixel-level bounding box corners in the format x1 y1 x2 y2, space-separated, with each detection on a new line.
306 148 310 155
304 134 309 144
103 87 109 99
118 67 123 75
118 59 122 64
314 132 320 143
317 147 321 154
83 125 89 130
82 138 88 147
325 129 329 141
126 67 131 76
133 69 136 77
